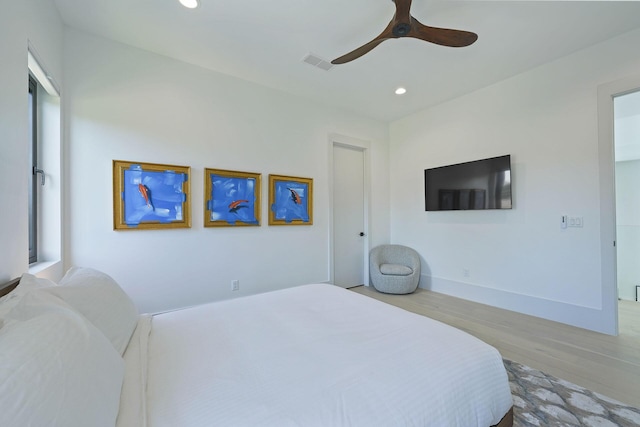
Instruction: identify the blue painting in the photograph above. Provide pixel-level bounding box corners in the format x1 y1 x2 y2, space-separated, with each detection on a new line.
269 175 313 225
205 169 261 227
113 161 191 230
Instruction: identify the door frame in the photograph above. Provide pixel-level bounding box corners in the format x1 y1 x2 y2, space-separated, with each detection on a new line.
597 74 640 335
328 134 372 287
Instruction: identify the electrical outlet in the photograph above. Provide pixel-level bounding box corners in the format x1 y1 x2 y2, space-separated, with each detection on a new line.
231 280 239 291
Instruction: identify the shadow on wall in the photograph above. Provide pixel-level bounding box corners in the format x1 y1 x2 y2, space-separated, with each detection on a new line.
418 257 431 290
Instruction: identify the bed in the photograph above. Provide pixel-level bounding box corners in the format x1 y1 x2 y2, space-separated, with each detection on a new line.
0 268 513 427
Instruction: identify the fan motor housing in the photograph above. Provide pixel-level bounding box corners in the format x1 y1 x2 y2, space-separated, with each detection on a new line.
392 22 411 37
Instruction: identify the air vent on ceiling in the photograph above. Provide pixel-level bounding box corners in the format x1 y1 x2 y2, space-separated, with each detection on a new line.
303 54 334 71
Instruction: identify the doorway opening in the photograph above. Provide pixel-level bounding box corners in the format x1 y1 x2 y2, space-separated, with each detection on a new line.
598 74 640 336
613 90 640 303
613 89 640 337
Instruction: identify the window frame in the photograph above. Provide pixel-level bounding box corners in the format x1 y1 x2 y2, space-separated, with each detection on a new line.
28 74 38 264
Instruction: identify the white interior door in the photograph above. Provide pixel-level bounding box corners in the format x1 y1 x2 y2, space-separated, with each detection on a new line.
333 144 366 288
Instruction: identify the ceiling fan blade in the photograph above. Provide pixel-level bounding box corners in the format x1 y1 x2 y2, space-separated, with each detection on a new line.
410 17 478 48
393 0 413 23
331 38 389 65
331 21 395 65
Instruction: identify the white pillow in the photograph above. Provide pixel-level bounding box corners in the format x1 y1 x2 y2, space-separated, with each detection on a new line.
0 273 56 319
43 267 138 355
0 291 124 427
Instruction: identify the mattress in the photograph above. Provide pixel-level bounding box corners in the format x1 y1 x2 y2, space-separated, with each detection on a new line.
118 284 512 426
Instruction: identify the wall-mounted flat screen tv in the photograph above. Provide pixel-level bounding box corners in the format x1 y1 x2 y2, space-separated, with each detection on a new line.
424 155 512 211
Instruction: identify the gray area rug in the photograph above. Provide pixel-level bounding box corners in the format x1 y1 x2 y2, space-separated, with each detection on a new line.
504 359 640 426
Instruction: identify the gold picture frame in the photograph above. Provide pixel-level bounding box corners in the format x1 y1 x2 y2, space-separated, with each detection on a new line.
268 174 313 226
113 160 191 230
204 168 261 227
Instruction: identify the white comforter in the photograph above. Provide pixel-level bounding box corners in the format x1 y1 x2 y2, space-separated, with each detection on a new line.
117 284 512 427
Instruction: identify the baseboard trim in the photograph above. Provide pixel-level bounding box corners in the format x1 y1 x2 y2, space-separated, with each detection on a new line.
420 275 616 335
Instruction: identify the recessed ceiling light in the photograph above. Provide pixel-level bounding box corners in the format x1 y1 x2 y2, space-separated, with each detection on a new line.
179 0 199 9
395 87 407 95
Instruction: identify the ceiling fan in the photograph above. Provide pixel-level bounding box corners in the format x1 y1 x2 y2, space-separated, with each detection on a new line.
331 0 478 65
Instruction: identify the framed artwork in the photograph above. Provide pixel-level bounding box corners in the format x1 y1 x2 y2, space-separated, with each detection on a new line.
205 168 261 227
268 174 313 225
113 160 191 230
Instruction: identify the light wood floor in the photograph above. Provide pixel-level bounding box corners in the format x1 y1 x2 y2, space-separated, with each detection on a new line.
350 286 640 409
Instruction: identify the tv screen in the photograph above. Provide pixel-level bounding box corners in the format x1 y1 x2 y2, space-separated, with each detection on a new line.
424 155 512 211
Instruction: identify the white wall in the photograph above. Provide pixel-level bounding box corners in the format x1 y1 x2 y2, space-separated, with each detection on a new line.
63 29 390 314
0 0 64 282
389 28 640 334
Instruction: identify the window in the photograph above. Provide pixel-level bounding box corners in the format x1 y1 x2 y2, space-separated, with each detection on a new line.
28 75 39 264
27 46 61 270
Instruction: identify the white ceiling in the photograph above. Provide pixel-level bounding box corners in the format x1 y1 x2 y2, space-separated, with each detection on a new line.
52 0 640 122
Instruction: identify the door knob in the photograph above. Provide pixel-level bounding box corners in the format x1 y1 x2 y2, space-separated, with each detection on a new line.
359 232 365 237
